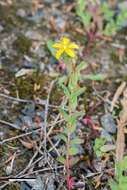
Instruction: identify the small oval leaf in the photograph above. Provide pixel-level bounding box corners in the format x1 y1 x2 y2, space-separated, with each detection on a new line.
57 156 65 164
57 134 67 143
68 147 79 155
70 138 84 145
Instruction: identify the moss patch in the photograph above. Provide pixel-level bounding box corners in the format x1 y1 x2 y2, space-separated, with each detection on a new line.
13 35 32 54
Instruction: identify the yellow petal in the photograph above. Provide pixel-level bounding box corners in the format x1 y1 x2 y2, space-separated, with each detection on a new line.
68 43 79 49
55 48 64 59
61 37 70 45
52 43 63 49
65 48 75 57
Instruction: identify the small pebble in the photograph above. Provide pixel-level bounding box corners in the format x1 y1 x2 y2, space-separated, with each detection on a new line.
55 17 67 32
0 25 4 32
25 31 42 41
101 113 117 134
101 129 113 142
16 9 26 18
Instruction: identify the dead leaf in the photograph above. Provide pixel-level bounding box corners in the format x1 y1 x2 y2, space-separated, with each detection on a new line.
15 68 34 78
101 144 116 153
116 120 125 162
94 174 102 188
63 3 76 12
116 87 127 162
34 83 41 92
117 47 125 62
5 152 16 175
19 139 34 149
110 81 126 112
31 0 43 15
0 0 12 6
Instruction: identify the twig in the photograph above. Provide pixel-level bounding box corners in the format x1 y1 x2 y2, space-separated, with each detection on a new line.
44 80 55 152
0 93 33 103
0 93 61 108
110 81 126 112
47 136 60 156
0 119 21 130
116 87 127 162
19 165 64 178
0 166 64 190
0 118 64 144
0 130 41 144
15 117 63 177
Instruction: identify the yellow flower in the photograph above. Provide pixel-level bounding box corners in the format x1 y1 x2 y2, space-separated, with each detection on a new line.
52 37 79 59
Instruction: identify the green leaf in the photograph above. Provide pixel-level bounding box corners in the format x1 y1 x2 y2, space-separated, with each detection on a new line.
115 162 123 179
101 2 114 21
64 123 76 134
119 176 127 190
82 13 92 27
100 144 116 153
110 180 118 190
59 108 68 121
120 176 127 184
70 95 77 110
76 62 88 72
68 82 76 91
57 134 67 143
72 111 85 118
76 0 92 28
94 138 106 157
104 21 117 36
116 9 127 28
57 156 66 164
68 115 76 125
47 40 56 56
77 0 87 11
61 84 70 97
58 76 67 86
66 115 77 133
82 74 106 81
70 137 84 145
117 156 127 175
73 87 86 97
68 146 79 155
70 73 79 86
122 156 127 169
65 112 84 134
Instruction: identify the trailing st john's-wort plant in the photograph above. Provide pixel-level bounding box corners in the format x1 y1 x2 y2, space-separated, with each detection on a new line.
52 37 86 189
110 156 127 190
76 0 127 40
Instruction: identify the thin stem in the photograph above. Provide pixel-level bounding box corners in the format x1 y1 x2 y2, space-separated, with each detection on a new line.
65 59 76 187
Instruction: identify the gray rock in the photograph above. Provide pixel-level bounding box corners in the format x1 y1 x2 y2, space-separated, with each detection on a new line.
21 116 33 127
101 129 113 142
21 182 32 190
26 10 44 23
0 25 4 32
101 113 117 134
0 131 5 139
25 30 42 41
118 2 127 10
31 45 46 58
16 9 26 18
75 144 84 155
39 62 45 71
22 175 55 190
21 177 44 190
55 17 66 31
44 0 54 3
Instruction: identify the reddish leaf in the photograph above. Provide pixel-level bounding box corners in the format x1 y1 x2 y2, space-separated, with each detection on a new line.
67 176 74 190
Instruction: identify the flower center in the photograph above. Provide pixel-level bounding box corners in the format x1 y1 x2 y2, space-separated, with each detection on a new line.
63 45 67 50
